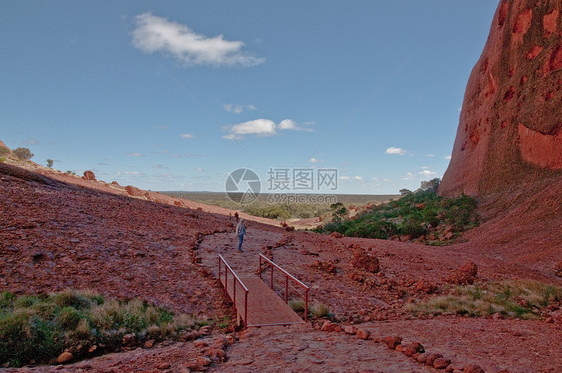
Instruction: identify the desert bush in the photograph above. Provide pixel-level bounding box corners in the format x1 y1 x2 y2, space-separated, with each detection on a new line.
0 289 205 368
406 280 562 319
46 159 54 168
288 298 305 313
309 302 330 318
12 147 33 161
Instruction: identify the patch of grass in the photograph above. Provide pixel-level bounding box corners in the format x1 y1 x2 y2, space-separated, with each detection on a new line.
309 302 331 318
288 298 305 313
0 289 206 368
406 280 562 319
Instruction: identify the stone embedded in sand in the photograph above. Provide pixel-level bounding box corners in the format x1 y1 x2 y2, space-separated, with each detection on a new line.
83 170 96 181
440 0 562 197
344 325 357 334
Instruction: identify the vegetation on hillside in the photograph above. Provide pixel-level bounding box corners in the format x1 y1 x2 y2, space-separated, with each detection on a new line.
315 179 479 243
0 289 206 368
12 147 34 161
406 280 562 319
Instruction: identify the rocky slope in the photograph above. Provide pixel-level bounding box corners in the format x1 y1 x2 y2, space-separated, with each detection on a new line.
440 0 562 196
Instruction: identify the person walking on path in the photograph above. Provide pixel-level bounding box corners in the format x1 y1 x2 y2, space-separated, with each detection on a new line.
234 211 239 222
236 218 246 253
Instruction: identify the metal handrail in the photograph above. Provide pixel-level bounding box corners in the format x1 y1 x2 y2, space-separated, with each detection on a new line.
218 254 249 328
258 253 309 322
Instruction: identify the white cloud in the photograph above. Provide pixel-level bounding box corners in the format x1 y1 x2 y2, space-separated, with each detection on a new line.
195 167 205 172
444 155 452 160
116 171 144 176
126 152 143 157
340 175 362 181
224 118 310 139
180 133 195 139
421 166 429 169
224 103 257 114
132 13 265 67
153 164 168 169
426 154 435 157
385 147 407 155
309 157 322 163
278 119 297 130
419 169 437 177
401 172 415 181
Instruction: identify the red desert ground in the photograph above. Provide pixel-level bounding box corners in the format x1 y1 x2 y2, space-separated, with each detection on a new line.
1 0 561 372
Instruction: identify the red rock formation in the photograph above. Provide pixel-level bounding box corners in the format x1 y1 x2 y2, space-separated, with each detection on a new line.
83 170 96 181
440 0 562 196
0 140 12 154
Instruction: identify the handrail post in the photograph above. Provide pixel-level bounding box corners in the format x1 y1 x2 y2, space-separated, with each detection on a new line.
244 290 248 329
305 288 309 323
218 256 221 284
259 255 262 279
233 275 237 311
285 275 288 304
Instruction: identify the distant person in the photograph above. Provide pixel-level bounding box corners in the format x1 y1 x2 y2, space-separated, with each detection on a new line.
236 218 246 253
234 211 239 222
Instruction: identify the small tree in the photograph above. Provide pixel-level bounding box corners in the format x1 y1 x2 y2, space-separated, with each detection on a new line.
13 147 34 161
399 188 413 196
46 159 54 168
419 178 441 193
330 202 348 222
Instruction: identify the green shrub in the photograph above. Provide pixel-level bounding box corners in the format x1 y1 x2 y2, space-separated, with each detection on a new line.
0 290 205 368
309 302 330 318
12 147 33 161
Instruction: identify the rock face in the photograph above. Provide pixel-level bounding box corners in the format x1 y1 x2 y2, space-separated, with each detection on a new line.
0 140 12 154
440 0 562 196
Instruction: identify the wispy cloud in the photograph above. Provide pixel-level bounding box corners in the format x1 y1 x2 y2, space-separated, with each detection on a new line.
116 171 144 176
132 13 265 67
126 152 143 157
153 164 168 169
180 133 195 139
223 118 311 139
340 175 363 181
419 169 437 177
309 157 322 163
425 153 435 158
444 155 452 160
385 147 407 155
223 103 257 114
401 172 415 181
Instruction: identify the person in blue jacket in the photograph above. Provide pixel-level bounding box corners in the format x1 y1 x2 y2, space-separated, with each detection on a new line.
235 218 246 253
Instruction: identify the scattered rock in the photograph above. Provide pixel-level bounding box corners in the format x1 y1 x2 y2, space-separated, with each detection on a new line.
344 325 357 334
447 262 478 285
433 358 451 369
83 170 96 181
383 336 402 349
356 329 370 340
158 362 172 370
57 351 73 364
425 353 443 367
350 244 380 273
330 231 343 238
311 259 338 273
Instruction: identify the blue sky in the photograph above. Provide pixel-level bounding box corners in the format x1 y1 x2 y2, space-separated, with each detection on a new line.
0 1 499 194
